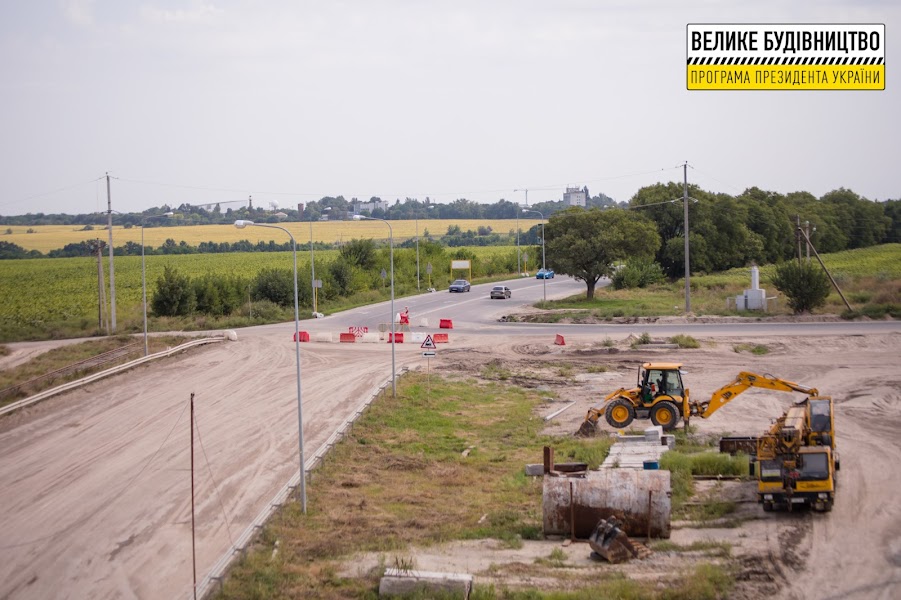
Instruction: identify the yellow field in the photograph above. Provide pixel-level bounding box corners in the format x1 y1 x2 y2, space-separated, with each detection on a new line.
2 219 542 253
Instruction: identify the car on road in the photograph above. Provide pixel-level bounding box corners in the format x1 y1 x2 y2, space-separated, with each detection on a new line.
536 268 555 279
449 279 471 292
490 285 512 299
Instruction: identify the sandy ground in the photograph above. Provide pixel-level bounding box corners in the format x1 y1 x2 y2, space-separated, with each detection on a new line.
342 330 901 600
2 327 900 599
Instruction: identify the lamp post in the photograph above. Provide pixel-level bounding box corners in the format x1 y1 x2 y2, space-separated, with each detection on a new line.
352 215 396 397
522 209 546 302
141 212 174 356
234 219 307 513
415 217 420 292
513 189 529 275
309 219 317 315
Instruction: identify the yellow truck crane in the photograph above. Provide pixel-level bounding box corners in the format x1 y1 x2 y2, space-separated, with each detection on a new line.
578 363 819 434
751 395 839 512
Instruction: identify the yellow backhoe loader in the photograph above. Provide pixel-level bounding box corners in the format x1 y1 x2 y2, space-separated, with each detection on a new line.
577 363 819 435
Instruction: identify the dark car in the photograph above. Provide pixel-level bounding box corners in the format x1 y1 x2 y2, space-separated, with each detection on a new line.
490 285 512 299
449 279 471 292
536 268 555 279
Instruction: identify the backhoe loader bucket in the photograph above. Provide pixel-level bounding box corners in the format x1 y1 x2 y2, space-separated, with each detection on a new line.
588 517 643 564
577 419 599 437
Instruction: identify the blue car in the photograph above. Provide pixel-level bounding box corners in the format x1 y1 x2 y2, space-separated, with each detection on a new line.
449 279 471 292
536 269 555 279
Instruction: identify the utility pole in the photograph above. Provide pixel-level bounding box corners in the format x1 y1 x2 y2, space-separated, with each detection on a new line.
94 240 108 334
682 162 691 314
513 189 528 274
106 173 117 332
804 221 812 262
796 215 803 267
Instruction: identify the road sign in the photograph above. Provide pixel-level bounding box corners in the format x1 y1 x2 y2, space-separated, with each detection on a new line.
422 351 436 357
426 263 432 274
421 334 436 349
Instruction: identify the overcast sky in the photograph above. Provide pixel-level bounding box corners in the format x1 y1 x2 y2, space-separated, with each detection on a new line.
1 1 898 215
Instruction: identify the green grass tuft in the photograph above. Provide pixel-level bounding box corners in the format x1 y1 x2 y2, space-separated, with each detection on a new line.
669 334 700 348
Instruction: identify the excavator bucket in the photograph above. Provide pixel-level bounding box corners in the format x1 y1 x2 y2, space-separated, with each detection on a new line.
577 419 599 437
588 517 645 564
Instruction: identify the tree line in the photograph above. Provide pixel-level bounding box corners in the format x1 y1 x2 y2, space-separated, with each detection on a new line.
3 184 899 271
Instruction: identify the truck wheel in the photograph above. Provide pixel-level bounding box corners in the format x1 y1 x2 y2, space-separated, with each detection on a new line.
605 399 635 429
763 501 774 512
651 401 680 431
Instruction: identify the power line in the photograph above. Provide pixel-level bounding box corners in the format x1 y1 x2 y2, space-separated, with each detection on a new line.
0 176 104 209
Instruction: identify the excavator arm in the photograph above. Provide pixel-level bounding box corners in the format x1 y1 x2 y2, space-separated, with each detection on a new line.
688 372 818 420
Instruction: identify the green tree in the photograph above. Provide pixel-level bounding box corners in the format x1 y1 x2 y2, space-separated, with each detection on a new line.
152 266 196 316
770 261 832 314
339 238 377 269
252 268 295 307
544 208 660 299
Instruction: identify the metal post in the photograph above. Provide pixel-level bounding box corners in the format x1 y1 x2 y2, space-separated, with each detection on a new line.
233 220 306 512
805 221 811 263
416 218 420 292
523 209 546 302
310 220 317 314
141 225 148 355
106 173 117 332
683 162 691 314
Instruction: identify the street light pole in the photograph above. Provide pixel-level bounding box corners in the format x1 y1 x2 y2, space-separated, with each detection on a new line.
310 219 317 314
513 189 529 275
234 219 307 513
523 209 546 302
141 212 174 356
415 217 420 292
353 215 396 397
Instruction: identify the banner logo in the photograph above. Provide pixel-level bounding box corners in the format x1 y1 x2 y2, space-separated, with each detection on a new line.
687 24 885 90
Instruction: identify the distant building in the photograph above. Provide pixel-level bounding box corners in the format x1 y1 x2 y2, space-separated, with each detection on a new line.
353 199 389 214
564 186 586 207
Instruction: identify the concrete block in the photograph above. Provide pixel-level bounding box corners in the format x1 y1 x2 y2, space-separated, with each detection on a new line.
379 568 472 598
360 333 380 343
312 332 333 343
525 464 545 476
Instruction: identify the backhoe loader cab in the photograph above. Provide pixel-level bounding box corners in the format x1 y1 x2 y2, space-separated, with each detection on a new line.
638 364 685 403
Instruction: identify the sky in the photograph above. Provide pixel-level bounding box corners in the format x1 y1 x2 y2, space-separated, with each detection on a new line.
0 0 898 216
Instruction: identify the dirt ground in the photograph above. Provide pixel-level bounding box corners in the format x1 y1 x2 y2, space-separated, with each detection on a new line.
342 330 901 600
2 325 900 599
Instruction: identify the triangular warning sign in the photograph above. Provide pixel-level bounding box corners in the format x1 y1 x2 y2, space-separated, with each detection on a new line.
421 335 436 349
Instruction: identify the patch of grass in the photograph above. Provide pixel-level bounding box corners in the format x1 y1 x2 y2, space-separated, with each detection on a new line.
0 335 192 407
732 343 770 355
552 437 614 469
669 334 700 349
0 344 10 357
585 365 608 374
681 500 738 523
216 373 561 599
637 332 652 344
660 451 749 512
650 539 732 558
556 364 574 377
470 563 733 599
534 547 568 568
481 360 513 381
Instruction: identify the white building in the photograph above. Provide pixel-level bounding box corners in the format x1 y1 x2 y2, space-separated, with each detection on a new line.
564 186 586 207
353 199 389 214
